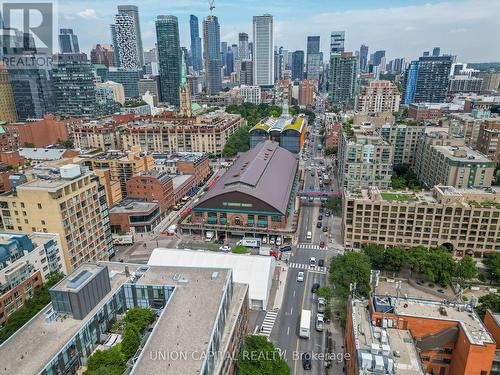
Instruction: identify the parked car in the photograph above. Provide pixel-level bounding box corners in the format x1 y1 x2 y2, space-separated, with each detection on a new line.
319 207 324 213
302 353 312 370
269 236 275 245
316 221 322 228
318 215 323 221
322 226 328 232
309 257 317 267
219 245 231 252
276 237 282 246
318 259 324 267
262 236 267 244
319 241 325 249
297 271 304 282
315 314 325 332
311 283 320 293
318 297 326 313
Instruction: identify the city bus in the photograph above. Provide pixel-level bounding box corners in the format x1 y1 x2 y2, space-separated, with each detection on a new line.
299 309 311 339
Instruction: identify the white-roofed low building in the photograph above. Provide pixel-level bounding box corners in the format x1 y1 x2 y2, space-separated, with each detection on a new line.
148 248 275 310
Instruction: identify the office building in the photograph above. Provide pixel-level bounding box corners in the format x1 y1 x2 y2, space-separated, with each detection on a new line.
190 140 298 233
113 13 141 70
306 36 321 82
379 123 424 166
189 15 203 72
392 57 406 73
239 85 261 104
0 165 113 271
414 132 495 188
109 198 162 233
476 119 500 162
328 52 359 107
249 112 307 154
126 170 174 213
447 112 488 147
371 50 386 67
298 79 315 107
138 76 160 105
52 53 97 117
330 31 345 53
432 46 440 57
240 59 253 85
355 80 400 114
156 15 181 105
292 50 305 81
359 44 368 72
117 5 144 67
338 126 393 192
95 81 125 105
477 70 500 92
225 49 234 76
58 28 79 53
0 262 249 375
106 68 143 98
109 24 120 67
239 32 249 60
203 15 222 94
90 44 115 67
0 64 17 122
152 152 210 187
346 283 496 375
403 56 453 104
80 147 153 196
343 185 500 256
143 48 157 65
0 232 66 326
253 15 274 86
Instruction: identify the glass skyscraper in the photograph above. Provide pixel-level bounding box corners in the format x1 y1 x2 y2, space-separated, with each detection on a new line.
117 5 144 67
189 15 203 72
156 15 181 105
252 15 274 86
58 29 80 53
292 50 304 81
306 36 321 81
203 15 222 94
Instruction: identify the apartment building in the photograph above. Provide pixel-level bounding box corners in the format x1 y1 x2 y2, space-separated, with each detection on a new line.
0 232 66 325
238 85 261 104
80 146 153 196
274 80 293 106
72 112 245 155
414 132 495 188
152 152 211 186
446 112 490 147
476 119 500 162
346 286 496 375
0 165 113 271
0 262 249 375
379 123 424 166
355 80 400 114
342 185 500 256
338 127 394 192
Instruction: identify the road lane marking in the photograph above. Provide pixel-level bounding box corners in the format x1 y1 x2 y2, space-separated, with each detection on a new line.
293 290 296 297
287 326 290 336
290 307 293 315
293 270 310 375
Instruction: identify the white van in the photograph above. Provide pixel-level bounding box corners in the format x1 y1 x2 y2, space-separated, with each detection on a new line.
306 231 312 240
309 257 316 267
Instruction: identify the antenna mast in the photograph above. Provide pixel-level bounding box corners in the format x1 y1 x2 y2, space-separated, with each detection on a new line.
208 0 216 15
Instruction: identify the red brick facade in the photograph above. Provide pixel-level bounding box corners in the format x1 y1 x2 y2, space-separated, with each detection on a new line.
126 173 174 213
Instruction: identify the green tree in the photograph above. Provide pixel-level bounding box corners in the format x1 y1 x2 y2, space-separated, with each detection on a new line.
363 244 386 270
476 293 500 319
483 252 500 283
316 287 332 300
425 248 456 285
455 255 477 283
325 197 341 215
384 247 407 273
324 146 337 156
222 125 252 157
406 246 428 274
121 324 141 359
123 307 155 333
237 335 289 375
232 245 248 254
23 142 35 148
56 139 74 149
330 252 371 298
84 346 125 375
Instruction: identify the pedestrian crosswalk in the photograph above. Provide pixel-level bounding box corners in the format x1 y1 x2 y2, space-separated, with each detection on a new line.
259 310 279 338
289 262 326 273
297 243 327 250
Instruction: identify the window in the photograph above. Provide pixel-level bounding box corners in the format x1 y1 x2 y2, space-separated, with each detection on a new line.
37 203 42 209
41 220 45 225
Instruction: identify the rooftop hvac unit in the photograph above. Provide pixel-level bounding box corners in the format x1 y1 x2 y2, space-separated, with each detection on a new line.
371 343 380 354
374 355 385 371
381 344 391 356
60 164 81 179
361 352 373 370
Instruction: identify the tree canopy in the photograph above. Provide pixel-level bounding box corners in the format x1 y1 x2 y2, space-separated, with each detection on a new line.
222 125 252 157
237 335 289 375
483 252 500 283
476 293 500 319
329 252 371 298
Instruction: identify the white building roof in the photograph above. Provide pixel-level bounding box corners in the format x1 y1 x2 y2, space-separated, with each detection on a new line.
148 248 275 307
18 148 67 161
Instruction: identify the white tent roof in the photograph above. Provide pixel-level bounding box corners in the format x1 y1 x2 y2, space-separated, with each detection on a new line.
148 248 275 307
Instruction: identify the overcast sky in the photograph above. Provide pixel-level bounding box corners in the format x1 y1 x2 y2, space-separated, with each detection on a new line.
55 0 500 62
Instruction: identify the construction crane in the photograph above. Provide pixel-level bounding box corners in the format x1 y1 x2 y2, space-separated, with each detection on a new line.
208 0 215 14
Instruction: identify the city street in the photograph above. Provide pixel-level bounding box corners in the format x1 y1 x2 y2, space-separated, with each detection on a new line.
271 106 345 375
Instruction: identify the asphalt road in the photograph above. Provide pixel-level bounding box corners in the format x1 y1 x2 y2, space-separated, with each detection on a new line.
272 112 344 375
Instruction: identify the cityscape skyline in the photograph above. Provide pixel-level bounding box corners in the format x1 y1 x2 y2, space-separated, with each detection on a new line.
56 0 500 62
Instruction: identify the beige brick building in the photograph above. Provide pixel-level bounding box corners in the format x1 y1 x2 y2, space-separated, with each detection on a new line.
0 166 113 271
338 127 394 192
476 119 500 163
355 80 400 114
342 185 500 257
414 131 495 188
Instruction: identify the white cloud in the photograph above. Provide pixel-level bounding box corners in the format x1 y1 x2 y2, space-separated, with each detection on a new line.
78 9 98 20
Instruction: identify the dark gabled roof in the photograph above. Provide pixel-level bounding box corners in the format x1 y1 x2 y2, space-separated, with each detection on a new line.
196 140 298 214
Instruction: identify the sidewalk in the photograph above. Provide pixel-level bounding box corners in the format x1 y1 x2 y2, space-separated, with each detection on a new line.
272 262 289 310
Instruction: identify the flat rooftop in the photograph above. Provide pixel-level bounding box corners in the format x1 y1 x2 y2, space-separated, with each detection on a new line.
109 199 159 214
351 298 424 375
51 263 102 293
0 262 237 375
433 145 492 163
15 171 88 191
172 174 193 190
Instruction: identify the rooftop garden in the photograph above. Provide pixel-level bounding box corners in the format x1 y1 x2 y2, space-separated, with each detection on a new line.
380 192 417 202
469 200 500 209
124 99 147 108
